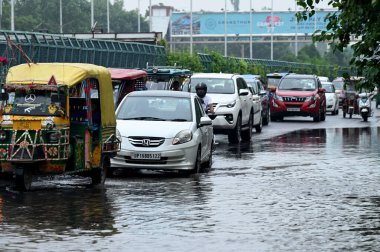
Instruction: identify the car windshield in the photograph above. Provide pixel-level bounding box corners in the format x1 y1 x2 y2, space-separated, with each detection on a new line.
279 78 316 91
117 96 192 121
185 78 235 94
2 87 66 116
267 77 282 87
332 80 344 90
322 84 334 93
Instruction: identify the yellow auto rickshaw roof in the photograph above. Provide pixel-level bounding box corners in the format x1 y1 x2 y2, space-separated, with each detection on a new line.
6 63 116 127
6 63 110 86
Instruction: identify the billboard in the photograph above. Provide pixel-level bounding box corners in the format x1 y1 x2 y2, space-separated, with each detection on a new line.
171 11 334 36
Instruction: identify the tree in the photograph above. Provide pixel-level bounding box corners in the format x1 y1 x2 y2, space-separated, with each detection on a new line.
1 0 149 33
296 0 380 88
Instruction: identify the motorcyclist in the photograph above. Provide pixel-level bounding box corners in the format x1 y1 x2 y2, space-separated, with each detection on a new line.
195 82 214 114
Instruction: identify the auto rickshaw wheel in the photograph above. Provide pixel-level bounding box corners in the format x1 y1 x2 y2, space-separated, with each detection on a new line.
15 167 32 191
91 156 109 185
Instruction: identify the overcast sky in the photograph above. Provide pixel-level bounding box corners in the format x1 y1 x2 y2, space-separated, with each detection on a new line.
122 0 333 13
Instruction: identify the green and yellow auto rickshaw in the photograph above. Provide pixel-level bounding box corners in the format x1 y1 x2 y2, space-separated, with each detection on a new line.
0 63 120 190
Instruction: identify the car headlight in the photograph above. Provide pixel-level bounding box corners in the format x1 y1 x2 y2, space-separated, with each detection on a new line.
173 130 192 145
305 96 315 102
275 95 283 101
220 100 236 108
226 100 236 108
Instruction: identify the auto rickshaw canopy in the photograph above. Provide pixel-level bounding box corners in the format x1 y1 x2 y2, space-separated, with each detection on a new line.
108 68 147 80
5 63 116 127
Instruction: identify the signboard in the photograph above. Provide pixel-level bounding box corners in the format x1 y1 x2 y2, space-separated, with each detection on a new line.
48 75 57 85
171 11 335 36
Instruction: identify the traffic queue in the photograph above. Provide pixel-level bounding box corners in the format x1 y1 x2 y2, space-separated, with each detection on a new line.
0 63 374 191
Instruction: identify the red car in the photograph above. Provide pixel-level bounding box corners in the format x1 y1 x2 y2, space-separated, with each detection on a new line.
270 74 326 122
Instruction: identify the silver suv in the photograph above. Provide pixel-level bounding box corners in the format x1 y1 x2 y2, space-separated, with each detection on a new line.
184 73 254 143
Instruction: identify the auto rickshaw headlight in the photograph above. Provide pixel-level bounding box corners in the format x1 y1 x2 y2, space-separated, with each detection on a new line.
0 131 7 141
47 131 61 143
46 122 55 130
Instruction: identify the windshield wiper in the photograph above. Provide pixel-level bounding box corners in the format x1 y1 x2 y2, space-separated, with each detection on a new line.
170 118 188 122
121 117 167 121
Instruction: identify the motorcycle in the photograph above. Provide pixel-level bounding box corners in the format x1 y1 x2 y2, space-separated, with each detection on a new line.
358 92 372 121
342 91 359 119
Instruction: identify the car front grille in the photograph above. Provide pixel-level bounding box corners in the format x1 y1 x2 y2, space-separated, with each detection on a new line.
124 156 168 164
128 136 165 147
283 96 306 102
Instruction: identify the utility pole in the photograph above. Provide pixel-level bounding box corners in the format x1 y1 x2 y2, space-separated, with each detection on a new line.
60 0 62 33
190 0 193 54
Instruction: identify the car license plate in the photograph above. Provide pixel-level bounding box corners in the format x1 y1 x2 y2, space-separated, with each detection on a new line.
132 153 161 160
287 107 300 112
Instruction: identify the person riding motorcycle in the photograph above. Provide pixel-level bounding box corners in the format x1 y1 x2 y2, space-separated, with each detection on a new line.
195 82 214 114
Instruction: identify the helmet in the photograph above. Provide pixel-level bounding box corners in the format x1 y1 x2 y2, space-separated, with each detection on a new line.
195 82 207 98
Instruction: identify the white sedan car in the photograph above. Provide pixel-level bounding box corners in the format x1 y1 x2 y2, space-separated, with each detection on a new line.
111 90 214 174
322 82 339 115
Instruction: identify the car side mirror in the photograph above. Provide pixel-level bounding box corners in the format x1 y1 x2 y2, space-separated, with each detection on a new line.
199 116 212 126
259 90 267 96
269 86 277 92
239 89 249 96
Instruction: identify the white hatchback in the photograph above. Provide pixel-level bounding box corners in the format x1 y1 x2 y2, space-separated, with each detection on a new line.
110 90 214 174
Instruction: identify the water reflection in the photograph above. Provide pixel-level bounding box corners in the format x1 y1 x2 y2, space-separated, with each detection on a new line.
0 188 117 238
0 127 379 251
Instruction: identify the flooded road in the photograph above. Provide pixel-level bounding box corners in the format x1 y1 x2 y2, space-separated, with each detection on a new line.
0 112 379 251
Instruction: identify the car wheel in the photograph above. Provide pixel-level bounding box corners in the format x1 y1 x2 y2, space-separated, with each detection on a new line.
201 142 213 172
255 116 262 133
241 112 252 142
228 115 242 144
91 156 109 185
313 108 321 122
321 111 326 121
336 108 339 115
193 147 201 174
263 108 270 126
15 167 32 191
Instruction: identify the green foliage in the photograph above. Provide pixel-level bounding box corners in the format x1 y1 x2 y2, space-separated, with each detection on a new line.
296 0 380 87
2 0 149 33
167 51 204 73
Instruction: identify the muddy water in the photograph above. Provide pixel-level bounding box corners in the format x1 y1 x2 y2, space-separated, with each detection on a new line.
0 127 379 251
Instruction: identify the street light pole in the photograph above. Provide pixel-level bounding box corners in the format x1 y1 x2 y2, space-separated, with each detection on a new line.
224 0 227 57
149 0 152 32
107 0 110 33
11 0 14 31
138 0 141 32
270 0 273 60
295 0 298 57
249 0 252 59
190 0 193 54
59 0 62 33
91 0 94 29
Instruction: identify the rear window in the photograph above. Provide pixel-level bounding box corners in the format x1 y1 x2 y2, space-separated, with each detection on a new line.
184 78 235 94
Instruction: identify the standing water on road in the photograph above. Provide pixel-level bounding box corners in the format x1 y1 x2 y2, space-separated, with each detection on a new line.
0 127 379 251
